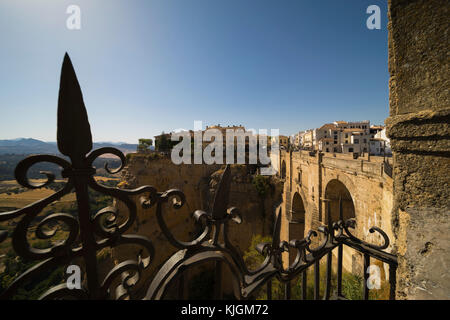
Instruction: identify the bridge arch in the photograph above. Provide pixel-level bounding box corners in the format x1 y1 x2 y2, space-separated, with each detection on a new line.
287 191 307 265
324 179 355 224
289 192 306 239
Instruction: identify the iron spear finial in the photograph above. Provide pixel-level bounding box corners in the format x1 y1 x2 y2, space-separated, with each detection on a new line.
57 53 92 163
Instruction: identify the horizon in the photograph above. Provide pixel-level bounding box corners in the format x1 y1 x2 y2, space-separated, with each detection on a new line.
0 137 138 144
0 0 389 144
3 115 388 145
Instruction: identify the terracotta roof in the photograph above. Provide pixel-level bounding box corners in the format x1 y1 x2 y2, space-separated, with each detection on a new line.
319 123 337 130
343 128 364 132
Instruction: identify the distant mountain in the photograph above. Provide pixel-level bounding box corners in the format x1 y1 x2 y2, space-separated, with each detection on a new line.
93 142 140 151
0 138 138 155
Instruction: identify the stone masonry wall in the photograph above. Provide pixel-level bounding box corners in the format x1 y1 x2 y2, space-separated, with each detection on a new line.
387 0 450 299
111 154 282 294
279 150 394 275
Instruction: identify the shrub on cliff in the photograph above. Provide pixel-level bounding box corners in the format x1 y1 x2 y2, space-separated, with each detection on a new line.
137 138 153 153
252 175 271 197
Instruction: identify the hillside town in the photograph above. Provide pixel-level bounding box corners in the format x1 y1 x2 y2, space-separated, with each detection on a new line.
291 120 391 156
151 120 391 158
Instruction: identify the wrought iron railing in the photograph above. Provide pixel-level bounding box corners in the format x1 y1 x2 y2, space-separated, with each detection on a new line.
0 54 397 300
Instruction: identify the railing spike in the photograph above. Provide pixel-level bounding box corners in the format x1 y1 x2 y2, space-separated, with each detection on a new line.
57 53 92 163
0 55 398 301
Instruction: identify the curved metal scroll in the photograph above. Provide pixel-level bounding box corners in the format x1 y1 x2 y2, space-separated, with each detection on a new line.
0 54 396 300
0 54 157 300
142 164 396 300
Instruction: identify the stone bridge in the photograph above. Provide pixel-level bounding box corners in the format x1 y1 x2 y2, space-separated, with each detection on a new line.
273 150 394 274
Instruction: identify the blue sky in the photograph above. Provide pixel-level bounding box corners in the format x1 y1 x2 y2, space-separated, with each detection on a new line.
0 0 389 143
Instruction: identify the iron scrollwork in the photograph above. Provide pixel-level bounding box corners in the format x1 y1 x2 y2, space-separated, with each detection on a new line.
144 163 396 299
0 54 157 300
0 54 397 300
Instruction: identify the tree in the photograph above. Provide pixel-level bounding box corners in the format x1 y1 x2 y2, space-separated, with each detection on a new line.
155 132 176 152
137 138 153 153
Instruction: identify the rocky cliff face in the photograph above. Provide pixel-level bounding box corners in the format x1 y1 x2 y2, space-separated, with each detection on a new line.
110 154 283 293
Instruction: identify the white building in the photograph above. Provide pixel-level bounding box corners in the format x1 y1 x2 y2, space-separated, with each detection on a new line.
292 131 305 148
371 128 392 155
297 121 386 156
316 121 371 155
302 129 316 149
340 128 371 154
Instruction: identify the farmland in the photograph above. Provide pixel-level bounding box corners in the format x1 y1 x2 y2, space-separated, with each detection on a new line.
0 176 120 254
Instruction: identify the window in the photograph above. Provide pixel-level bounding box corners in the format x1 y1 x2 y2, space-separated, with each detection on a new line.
345 140 348 144
333 147 337 152
326 148 329 152
349 148 354 152
354 139 359 144
345 134 348 138
363 139 367 143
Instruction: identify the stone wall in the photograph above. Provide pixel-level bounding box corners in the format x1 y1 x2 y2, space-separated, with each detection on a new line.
387 0 450 299
111 154 282 294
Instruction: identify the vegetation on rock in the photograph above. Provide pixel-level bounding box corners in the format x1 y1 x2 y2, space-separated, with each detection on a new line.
252 175 272 197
